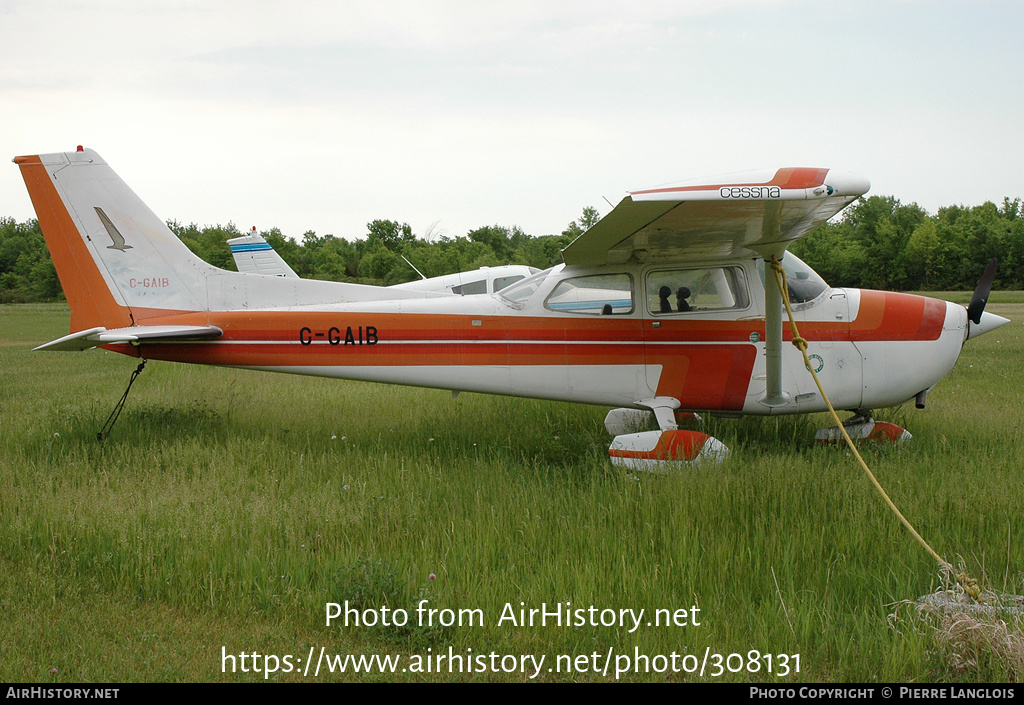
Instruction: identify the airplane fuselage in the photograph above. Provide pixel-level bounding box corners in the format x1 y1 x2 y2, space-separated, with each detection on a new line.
105 258 968 417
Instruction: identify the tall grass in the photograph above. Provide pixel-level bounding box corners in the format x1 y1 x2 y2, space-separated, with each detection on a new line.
1 303 1023 681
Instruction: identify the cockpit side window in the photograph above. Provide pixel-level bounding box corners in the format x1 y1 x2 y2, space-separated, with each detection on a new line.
646 267 749 315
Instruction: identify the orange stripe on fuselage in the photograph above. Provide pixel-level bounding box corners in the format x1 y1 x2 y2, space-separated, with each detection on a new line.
650 344 756 410
16 156 134 332
96 289 947 412
851 290 945 341
128 311 766 411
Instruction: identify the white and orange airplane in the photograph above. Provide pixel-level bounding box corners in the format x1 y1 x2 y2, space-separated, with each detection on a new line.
14 147 1008 468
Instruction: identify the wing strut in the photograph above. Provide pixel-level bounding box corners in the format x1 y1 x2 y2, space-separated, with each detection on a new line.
762 258 789 407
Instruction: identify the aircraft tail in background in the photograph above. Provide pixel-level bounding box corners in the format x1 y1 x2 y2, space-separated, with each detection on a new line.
227 231 299 278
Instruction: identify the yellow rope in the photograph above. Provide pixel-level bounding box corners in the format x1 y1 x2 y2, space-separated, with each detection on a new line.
768 257 981 602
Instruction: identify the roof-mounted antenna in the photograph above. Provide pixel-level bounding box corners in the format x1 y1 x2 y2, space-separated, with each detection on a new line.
401 254 427 280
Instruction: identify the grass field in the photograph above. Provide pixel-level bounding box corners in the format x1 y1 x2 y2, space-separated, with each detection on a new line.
2 300 1023 682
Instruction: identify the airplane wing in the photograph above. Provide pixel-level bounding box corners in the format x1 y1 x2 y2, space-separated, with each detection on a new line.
34 324 223 351
562 168 869 266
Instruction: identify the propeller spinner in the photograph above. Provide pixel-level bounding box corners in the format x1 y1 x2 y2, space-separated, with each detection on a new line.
965 258 1010 341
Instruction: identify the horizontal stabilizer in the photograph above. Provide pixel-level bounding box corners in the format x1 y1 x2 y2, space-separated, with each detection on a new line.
34 324 223 351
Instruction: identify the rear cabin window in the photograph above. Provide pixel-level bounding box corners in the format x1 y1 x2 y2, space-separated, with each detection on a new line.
497 267 552 305
451 279 486 295
493 275 525 292
545 274 633 315
646 267 749 315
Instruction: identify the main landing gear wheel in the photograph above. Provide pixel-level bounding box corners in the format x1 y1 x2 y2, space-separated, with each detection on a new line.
814 411 911 445
605 404 728 470
609 430 730 471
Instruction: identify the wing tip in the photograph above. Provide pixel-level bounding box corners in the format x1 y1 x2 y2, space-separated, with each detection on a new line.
822 170 870 197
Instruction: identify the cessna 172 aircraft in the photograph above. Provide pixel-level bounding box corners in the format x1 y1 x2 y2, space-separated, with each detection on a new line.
14 147 1008 468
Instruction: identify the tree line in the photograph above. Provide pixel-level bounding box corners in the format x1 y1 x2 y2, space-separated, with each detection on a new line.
789 195 1024 291
2 196 1023 304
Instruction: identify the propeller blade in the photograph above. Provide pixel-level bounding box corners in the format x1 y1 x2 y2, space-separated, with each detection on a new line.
967 258 998 325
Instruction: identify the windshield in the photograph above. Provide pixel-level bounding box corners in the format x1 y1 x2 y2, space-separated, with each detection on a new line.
496 267 554 305
756 253 829 304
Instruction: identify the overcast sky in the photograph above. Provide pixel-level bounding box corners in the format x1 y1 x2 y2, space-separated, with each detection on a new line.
3 0 1022 242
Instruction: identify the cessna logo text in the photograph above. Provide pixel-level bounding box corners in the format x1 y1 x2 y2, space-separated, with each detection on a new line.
720 186 782 199
300 326 379 346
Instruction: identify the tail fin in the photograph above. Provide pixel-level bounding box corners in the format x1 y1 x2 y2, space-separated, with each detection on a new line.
14 148 213 330
16 146 453 332
227 231 299 278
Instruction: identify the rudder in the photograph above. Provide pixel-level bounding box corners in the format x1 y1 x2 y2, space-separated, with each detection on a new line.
14 147 213 331
15 153 134 331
